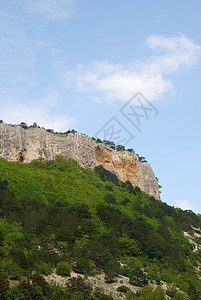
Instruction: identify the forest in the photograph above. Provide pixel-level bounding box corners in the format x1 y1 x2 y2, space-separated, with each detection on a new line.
0 156 201 299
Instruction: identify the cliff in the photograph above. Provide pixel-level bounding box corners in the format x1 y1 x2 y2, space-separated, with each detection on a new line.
0 123 160 199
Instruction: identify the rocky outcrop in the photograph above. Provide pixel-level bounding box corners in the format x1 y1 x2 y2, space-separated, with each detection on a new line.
0 123 160 199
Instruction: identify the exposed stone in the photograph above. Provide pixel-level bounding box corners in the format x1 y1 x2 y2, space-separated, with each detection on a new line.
0 123 160 199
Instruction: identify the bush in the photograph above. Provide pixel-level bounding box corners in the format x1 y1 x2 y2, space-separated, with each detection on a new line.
94 165 119 186
74 257 95 274
120 198 130 205
129 267 148 287
66 276 92 296
56 261 71 277
35 262 53 275
104 193 117 205
32 272 51 296
5 286 23 300
104 259 120 283
134 186 141 193
105 185 114 191
0 274 9 298
18 279 36 299
166 286 177 297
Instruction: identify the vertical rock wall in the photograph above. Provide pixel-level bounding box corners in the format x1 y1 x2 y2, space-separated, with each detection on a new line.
0 123 160 199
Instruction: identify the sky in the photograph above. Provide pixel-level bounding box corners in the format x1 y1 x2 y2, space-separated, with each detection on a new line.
0 0 200 213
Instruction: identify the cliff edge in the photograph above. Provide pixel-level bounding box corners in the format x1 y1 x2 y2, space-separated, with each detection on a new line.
0 123 160 199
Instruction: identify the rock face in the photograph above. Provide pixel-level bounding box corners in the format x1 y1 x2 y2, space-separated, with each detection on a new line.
0 123 160 199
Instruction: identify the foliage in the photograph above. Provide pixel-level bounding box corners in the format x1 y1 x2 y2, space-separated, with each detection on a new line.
0 157 201 298
56 261 71 277
94 165 119 186
34 262 53 275
0 274 9 299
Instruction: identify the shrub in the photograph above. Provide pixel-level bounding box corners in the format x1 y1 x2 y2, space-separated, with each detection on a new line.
35 262 53 275
5 286 23 300
18 279 36 299
74 257 95 274
129 267 148 287
105 185 114 191
166 286 177 297
66 276 92 296
104 193 117 205
104 259 120 283
0 274 9 297
56 261 71 277
94 165 119 186
120 198 130 205
134 186 141 193
32 272 51 296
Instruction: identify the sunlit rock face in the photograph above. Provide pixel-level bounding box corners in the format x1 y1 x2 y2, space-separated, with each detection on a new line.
0 123 160 199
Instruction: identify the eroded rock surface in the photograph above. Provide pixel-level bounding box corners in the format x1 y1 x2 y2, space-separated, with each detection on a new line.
0 123 160 199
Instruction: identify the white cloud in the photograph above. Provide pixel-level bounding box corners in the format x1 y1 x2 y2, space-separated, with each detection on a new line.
175 199 195 211
1 0 74 21
1 91 75 132
65 34 201 102
146 34 201 73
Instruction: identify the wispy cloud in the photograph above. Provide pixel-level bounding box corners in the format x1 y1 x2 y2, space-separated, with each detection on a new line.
0 9 35 91
22 0 74 21
1 91 75 132
65 34 201 102
0 2 76 132
175 199 195 212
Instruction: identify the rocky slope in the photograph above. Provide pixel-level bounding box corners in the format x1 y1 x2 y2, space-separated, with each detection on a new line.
0 123 160 199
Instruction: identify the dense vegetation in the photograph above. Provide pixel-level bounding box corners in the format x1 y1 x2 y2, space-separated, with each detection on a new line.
0 156 201 299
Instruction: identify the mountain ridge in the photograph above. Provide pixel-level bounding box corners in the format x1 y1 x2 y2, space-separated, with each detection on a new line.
0 123 160 199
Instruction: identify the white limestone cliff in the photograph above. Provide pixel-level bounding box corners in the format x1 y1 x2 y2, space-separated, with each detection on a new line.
0 123 160 199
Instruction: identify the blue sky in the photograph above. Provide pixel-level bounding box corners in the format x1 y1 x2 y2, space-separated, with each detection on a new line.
0 0 201 213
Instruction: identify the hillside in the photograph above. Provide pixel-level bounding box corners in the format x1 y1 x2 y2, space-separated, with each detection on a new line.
0 156 201 299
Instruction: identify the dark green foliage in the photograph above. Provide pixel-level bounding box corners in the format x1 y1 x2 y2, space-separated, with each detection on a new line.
129 267 148 287
105 184 114 191
18 279 37 299
104 258 120 283
116 145 125 151
93 288 114 299
139 156 147 162
94 165 119 186
59 129 77 134
0 274 9 299
126 148 135 153
117 285 130 293
134 186 141 193
74 257 95 274
166 286 177 297
131 286 166 299
120 197 130 205
19 122 28 129
122 180 140 195
123 180 134 193
32 272 52 296
188 283 199 300
104 193 117 204
66 276 93 297
102 140 116 149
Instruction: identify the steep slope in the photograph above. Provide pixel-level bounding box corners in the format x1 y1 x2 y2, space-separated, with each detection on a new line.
0 123 160 199
0 157 201 299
